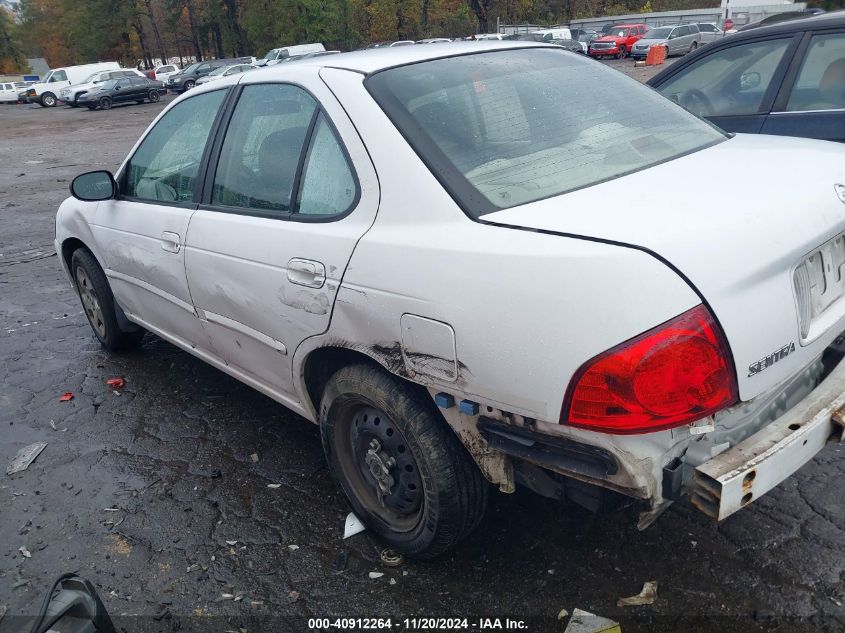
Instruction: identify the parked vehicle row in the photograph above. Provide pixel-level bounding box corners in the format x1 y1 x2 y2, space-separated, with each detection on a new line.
165 57 255 93
630 24 701 60
58 41 845 559
25 61 121 107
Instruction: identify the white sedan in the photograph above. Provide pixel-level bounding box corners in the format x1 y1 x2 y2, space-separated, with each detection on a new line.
56 42 845 558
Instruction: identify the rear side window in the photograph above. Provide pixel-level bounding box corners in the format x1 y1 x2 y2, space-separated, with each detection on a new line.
367 48 724 216
786 33 845 112
297 114 357 216
123 90 226 203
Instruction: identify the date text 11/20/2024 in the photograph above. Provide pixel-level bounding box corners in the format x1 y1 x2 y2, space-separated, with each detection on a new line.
308 618 529 630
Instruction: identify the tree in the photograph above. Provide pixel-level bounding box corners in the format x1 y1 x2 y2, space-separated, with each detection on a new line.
0 7 28 73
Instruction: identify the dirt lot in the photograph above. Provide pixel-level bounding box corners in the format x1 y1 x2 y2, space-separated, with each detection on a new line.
0 59 843 633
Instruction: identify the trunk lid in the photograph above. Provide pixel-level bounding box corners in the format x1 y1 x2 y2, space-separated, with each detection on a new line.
483 133 845 400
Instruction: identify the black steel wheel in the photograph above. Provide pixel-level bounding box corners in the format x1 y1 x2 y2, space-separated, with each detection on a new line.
320 364 488 559
99 96 112 110
70 248 144 351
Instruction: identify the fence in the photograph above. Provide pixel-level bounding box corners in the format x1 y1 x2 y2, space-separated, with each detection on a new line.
497 3 807 34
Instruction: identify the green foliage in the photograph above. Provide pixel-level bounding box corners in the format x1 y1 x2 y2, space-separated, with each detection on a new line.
0 7 28 73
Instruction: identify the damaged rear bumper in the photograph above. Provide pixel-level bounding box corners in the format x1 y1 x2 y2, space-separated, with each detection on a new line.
691 357 845 520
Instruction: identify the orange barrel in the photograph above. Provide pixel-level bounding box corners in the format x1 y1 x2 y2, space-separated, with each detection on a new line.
646 45 667 66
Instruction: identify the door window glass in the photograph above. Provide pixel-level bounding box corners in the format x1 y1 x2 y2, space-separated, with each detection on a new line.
212 83 316 215
786 33 845 111
654 38 792 116
49 70 67 82
124 89 226 203
297 114 357 216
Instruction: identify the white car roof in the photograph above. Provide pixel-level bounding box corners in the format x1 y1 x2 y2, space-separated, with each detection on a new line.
255 41 548 76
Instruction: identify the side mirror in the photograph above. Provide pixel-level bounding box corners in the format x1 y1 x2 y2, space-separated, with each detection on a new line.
70 170 117 202
740 71 761 90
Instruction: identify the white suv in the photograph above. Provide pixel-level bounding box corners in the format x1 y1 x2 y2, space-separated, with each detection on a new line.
56 43 845 558
59 69 145 107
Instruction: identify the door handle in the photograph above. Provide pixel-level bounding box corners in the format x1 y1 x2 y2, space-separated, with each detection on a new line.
160 231 181 253
287 258 326 288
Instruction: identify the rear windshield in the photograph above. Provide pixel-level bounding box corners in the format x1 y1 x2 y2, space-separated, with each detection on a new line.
646 27 673 39
366 48 725 216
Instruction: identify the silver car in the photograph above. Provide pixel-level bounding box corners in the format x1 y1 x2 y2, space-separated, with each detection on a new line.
630 23 702 59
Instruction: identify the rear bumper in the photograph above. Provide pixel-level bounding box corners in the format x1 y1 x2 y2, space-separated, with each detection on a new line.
691 357 845 520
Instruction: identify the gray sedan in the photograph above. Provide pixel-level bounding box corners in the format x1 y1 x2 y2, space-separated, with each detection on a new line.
630 24 702 60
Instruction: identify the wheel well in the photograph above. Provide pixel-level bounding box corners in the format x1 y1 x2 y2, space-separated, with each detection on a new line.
303 346 424 415
61 237 87 274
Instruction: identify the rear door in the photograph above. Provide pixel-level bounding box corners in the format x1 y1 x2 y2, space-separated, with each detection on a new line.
183 70 378 403
763 30 845 142
651 34 800 133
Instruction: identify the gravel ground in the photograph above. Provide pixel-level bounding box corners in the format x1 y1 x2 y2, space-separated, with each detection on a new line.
0 60 843 633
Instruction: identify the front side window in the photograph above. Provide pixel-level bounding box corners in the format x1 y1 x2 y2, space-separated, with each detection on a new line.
124 89 226 203
49 70 67 82
655 38 792 117
786 33 845 112
212 84 316 215
367 48 724 215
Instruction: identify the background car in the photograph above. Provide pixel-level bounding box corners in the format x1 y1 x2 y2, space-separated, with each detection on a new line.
589 23 649 58
166 58 251 92
550 38 584 54
195 63 255 85
256 43 324 65
274 50 340 63
571 28 598 53
152 64 180 83
630 24 701 60
59 68 145 107
0 82 19 103
80 76 164 110
648 11 845 142
417 38 452 43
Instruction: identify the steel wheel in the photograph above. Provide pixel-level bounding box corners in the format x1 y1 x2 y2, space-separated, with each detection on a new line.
75 266 107 338
149 90 160 102
99 97 111 110
337 403 424 531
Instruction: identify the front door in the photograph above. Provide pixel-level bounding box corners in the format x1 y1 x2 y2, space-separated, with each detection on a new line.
92 88 229 349
184 75 378 403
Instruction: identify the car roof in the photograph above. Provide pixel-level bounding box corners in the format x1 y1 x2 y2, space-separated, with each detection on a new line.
254 41 550 76
728 9 845 37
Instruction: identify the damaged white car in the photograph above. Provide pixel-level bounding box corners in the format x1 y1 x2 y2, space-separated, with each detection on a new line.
56 42 845 558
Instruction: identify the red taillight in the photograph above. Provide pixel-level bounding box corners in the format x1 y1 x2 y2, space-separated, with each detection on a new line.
562 304 737 434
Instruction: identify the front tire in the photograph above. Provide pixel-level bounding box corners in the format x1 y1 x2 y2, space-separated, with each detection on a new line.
616 45 627 59
71 248 144 351
689 41 698 54
40 92 56 107
99 96 112 110
183 80 195 91
320 364 488 559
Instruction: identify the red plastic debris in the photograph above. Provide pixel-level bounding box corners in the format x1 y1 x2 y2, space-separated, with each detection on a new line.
59 392 74 402
106 377 125 389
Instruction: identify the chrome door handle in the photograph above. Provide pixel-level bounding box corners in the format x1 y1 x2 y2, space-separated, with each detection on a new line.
287 258 326 288
160 231 181 253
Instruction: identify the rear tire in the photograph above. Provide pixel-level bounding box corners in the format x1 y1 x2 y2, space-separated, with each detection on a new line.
689 41 698 53
320 364 488 559
70 248 145 351
148 90 160 103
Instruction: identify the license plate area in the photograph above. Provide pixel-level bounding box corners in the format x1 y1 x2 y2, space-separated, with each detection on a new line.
794 234 845 343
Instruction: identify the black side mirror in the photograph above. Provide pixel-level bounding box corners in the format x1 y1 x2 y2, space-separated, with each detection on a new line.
71 170 117 202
